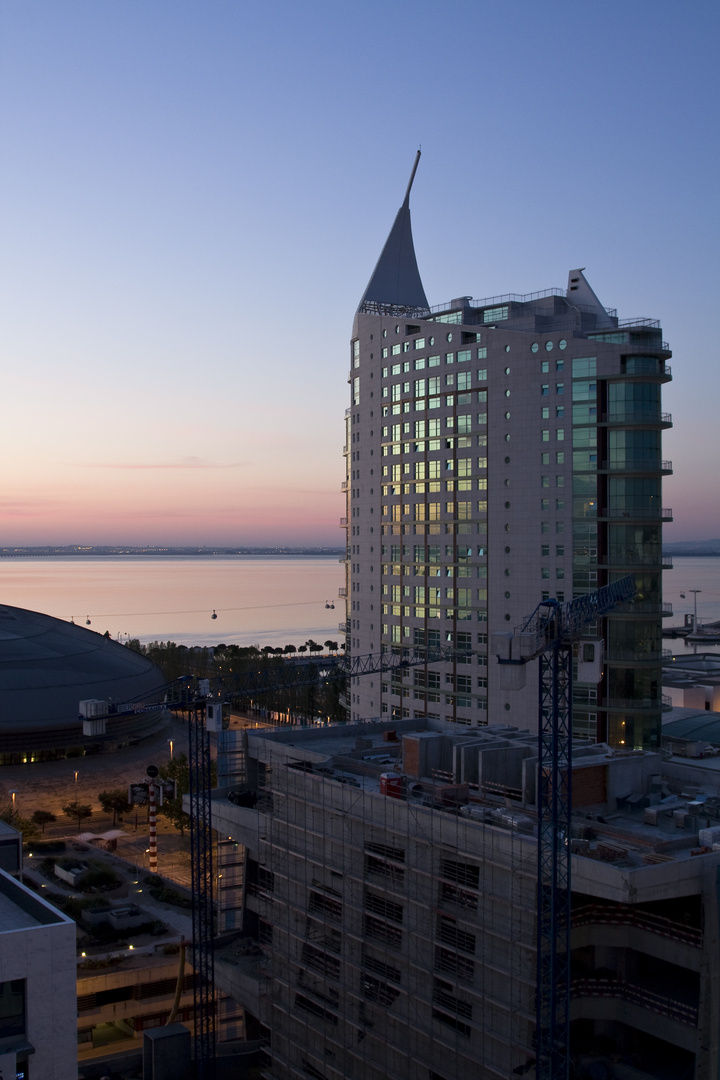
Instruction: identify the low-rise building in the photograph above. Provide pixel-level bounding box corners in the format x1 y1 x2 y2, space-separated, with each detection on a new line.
207 719 720 1080
0 867 77 1080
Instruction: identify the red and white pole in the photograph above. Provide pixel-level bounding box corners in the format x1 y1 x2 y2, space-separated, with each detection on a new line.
149 781 158 873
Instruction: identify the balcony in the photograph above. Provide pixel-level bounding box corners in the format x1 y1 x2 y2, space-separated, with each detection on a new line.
339 622 348 635
613 600 673 617
337 587 347 597
600 411 673 427
598 505 673 521
570 976 698 1027
339 517 348 528
603 695 673 712
341 480 348 491
604 649 666 664
600 547 670 569
572 902 701 947
600 460 673 475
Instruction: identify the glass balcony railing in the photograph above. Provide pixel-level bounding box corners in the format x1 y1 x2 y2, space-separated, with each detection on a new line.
604 695 673 711
600 460 673 474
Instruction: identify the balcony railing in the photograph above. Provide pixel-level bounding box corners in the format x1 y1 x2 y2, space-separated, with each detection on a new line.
601 547 670 568
337 587 347 597
570 977 698 1027
600 460 673 474
341 480 348 491
339 517 348 527
604 649 666 664
600 411 673 426
573 902 702 946
613 600 673 617
603 695 673 711
598 506 673 521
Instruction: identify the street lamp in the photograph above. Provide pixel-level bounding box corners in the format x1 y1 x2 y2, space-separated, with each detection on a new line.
9 790 18 816
74 771 78 785
168 740 174 761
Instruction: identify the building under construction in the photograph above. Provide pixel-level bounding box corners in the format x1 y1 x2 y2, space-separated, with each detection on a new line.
207 718 717 1080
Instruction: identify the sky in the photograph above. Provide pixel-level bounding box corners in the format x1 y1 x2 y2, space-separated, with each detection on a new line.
0 1 717 546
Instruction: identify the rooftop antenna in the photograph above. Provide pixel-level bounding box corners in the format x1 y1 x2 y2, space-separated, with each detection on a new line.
403 149 422 205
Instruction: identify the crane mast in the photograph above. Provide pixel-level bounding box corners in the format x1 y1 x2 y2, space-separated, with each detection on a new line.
494 574 636 1080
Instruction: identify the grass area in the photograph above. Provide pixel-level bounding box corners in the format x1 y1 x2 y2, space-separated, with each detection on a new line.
143 874 192 908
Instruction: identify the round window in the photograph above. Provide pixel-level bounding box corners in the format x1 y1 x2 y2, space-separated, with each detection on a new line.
531 343 539 353
505 345 510 353
545 341 553 352
559 339 567 350
446 332 453 342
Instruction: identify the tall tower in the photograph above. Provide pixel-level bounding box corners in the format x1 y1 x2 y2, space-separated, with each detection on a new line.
341 157 672 748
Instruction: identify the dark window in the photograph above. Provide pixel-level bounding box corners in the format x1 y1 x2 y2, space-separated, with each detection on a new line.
440 882 478 911
432 1009 471 1037
364 854 405 886
434 947 475 982
301 944 341 980
439 859 480 889
433 978 473 1019
309 891 342 921
364 915 402 948
294 994 338 1025
437 915 476 954
363 974 400 1007
364 890 404 923
362 950 401 983
0 980 25 1038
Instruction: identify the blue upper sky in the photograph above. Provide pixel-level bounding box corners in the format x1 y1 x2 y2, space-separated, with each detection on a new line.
0 0 717 544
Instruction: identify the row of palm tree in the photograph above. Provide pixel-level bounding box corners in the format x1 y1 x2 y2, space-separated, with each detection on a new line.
260 639 343 657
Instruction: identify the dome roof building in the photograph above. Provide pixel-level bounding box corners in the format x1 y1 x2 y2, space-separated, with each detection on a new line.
0 605 168 763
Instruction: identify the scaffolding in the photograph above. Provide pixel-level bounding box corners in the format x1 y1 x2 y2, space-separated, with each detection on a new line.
223 721 542 1080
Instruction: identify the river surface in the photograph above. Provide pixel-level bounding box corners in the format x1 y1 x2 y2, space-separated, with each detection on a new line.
663 555 720 656
0 554 717 652
0 555 345 648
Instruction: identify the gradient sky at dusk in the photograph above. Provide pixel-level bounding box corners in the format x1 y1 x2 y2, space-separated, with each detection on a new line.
1 1 717 546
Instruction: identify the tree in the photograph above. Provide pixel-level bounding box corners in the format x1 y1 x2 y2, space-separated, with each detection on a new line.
98 790 131 827
307 640 323 656
283 644 296 655
62 802 93 829
157 753 216 837
0 804 39 841
31 810 56 834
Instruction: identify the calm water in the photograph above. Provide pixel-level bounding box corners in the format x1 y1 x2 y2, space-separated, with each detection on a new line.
663 555 720 656
0 556 345 648
0 554 717 653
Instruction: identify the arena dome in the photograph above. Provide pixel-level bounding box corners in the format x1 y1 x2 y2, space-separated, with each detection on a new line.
0 604 169 763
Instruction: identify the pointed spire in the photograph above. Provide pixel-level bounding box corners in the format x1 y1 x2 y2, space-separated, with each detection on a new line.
357 152 429 315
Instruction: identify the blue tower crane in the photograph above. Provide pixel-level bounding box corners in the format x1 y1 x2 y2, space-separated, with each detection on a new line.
493 574 636 1080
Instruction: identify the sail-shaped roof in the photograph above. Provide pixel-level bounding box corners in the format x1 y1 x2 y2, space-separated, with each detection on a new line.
357 152 429 315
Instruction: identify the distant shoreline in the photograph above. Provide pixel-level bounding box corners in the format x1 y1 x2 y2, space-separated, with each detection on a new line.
0 546 344 558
